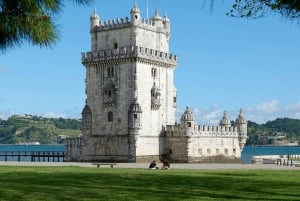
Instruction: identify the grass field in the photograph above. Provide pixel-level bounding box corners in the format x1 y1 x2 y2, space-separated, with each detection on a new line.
0 166 299 201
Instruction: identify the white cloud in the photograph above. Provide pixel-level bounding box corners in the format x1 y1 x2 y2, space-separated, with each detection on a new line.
285 102 300 112
43 107 81 119
255 100 279 114
43 112 67 119
176 100 300 125
202 110 221 125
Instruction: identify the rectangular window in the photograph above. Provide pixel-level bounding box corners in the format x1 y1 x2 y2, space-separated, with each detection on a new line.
216 149 219 154
207 149 211 155
225 148 228 155
198 148 202 155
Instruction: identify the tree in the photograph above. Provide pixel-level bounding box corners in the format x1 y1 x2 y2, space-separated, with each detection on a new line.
227 0 300 20
0 0 92 53
204 0 300 21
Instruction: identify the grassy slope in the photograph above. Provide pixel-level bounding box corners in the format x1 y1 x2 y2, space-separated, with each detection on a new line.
0 166 299 201
0 116 81 144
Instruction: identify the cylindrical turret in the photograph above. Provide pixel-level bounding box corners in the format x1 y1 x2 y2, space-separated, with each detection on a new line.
128 99 142 129
219 111 231 128
151 9 163 28
90 9 99 31
130 2 141 25
180 106 196 135
81 104 92 136
163 13 170 34
235 108 248 149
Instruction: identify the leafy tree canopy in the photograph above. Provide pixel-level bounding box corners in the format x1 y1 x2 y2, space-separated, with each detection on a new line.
0 0 92 53
227 0 300 20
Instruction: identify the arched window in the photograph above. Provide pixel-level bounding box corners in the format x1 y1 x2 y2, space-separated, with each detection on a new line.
114 42 118 49
108 111 113 122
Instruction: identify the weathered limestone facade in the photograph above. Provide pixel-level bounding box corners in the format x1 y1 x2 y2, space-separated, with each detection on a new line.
66 4 247 163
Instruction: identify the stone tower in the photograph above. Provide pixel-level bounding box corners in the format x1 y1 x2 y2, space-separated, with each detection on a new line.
77 3 178 162
235 109 248 149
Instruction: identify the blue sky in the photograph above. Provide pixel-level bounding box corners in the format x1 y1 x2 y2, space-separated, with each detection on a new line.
1 0 300 124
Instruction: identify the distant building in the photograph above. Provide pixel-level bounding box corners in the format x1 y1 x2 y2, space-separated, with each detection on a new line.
66 3 247 163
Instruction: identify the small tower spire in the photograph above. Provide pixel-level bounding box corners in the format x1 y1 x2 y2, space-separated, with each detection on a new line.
130 1 141 24
90 9 99 30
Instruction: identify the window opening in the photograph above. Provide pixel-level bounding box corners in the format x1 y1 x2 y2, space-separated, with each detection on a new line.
108 111 113 122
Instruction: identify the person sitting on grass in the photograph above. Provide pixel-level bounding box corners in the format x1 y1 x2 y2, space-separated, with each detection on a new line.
162 159 170 170
148 160 159 169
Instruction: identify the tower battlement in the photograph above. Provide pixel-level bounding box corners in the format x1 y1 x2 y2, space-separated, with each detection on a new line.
91 5 170 35
82 46 177 67
92 17 170 33
165 124 238 137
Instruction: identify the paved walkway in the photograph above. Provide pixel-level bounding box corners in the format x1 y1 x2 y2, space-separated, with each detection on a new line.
0 161 299 170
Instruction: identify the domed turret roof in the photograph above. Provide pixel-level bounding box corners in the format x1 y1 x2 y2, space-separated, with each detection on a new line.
181 106 195 121
235 108 247 124
90 9 99 20
152 8 162 20
129 99 142 113
131 2 140 13
163 12 170 22
219 111 231 127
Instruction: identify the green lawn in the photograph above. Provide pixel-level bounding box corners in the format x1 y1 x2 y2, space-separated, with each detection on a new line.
0 166 299 201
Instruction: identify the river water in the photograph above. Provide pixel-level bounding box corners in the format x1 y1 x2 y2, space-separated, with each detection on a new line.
1 145 300 163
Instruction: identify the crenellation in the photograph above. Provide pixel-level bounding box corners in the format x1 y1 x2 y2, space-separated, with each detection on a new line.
94 14 170 34
164 123 240 138
82 46 177 66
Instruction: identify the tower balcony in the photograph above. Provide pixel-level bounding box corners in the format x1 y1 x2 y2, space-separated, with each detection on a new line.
81 46 178 67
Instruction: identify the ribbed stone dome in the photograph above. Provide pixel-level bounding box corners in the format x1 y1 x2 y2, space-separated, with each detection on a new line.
152 9 163 20
90 9 99 20
131 3 140 13
219 111 231 126
181 106 195 121
235 109 246 124
129 100 142 113
163 14 170 22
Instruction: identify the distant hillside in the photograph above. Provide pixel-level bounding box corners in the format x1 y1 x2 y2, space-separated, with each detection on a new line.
247 118 300 146
0 115 299 145
0 115 81 144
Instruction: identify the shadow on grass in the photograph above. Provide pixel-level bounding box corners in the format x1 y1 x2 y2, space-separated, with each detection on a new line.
0 167 299 201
